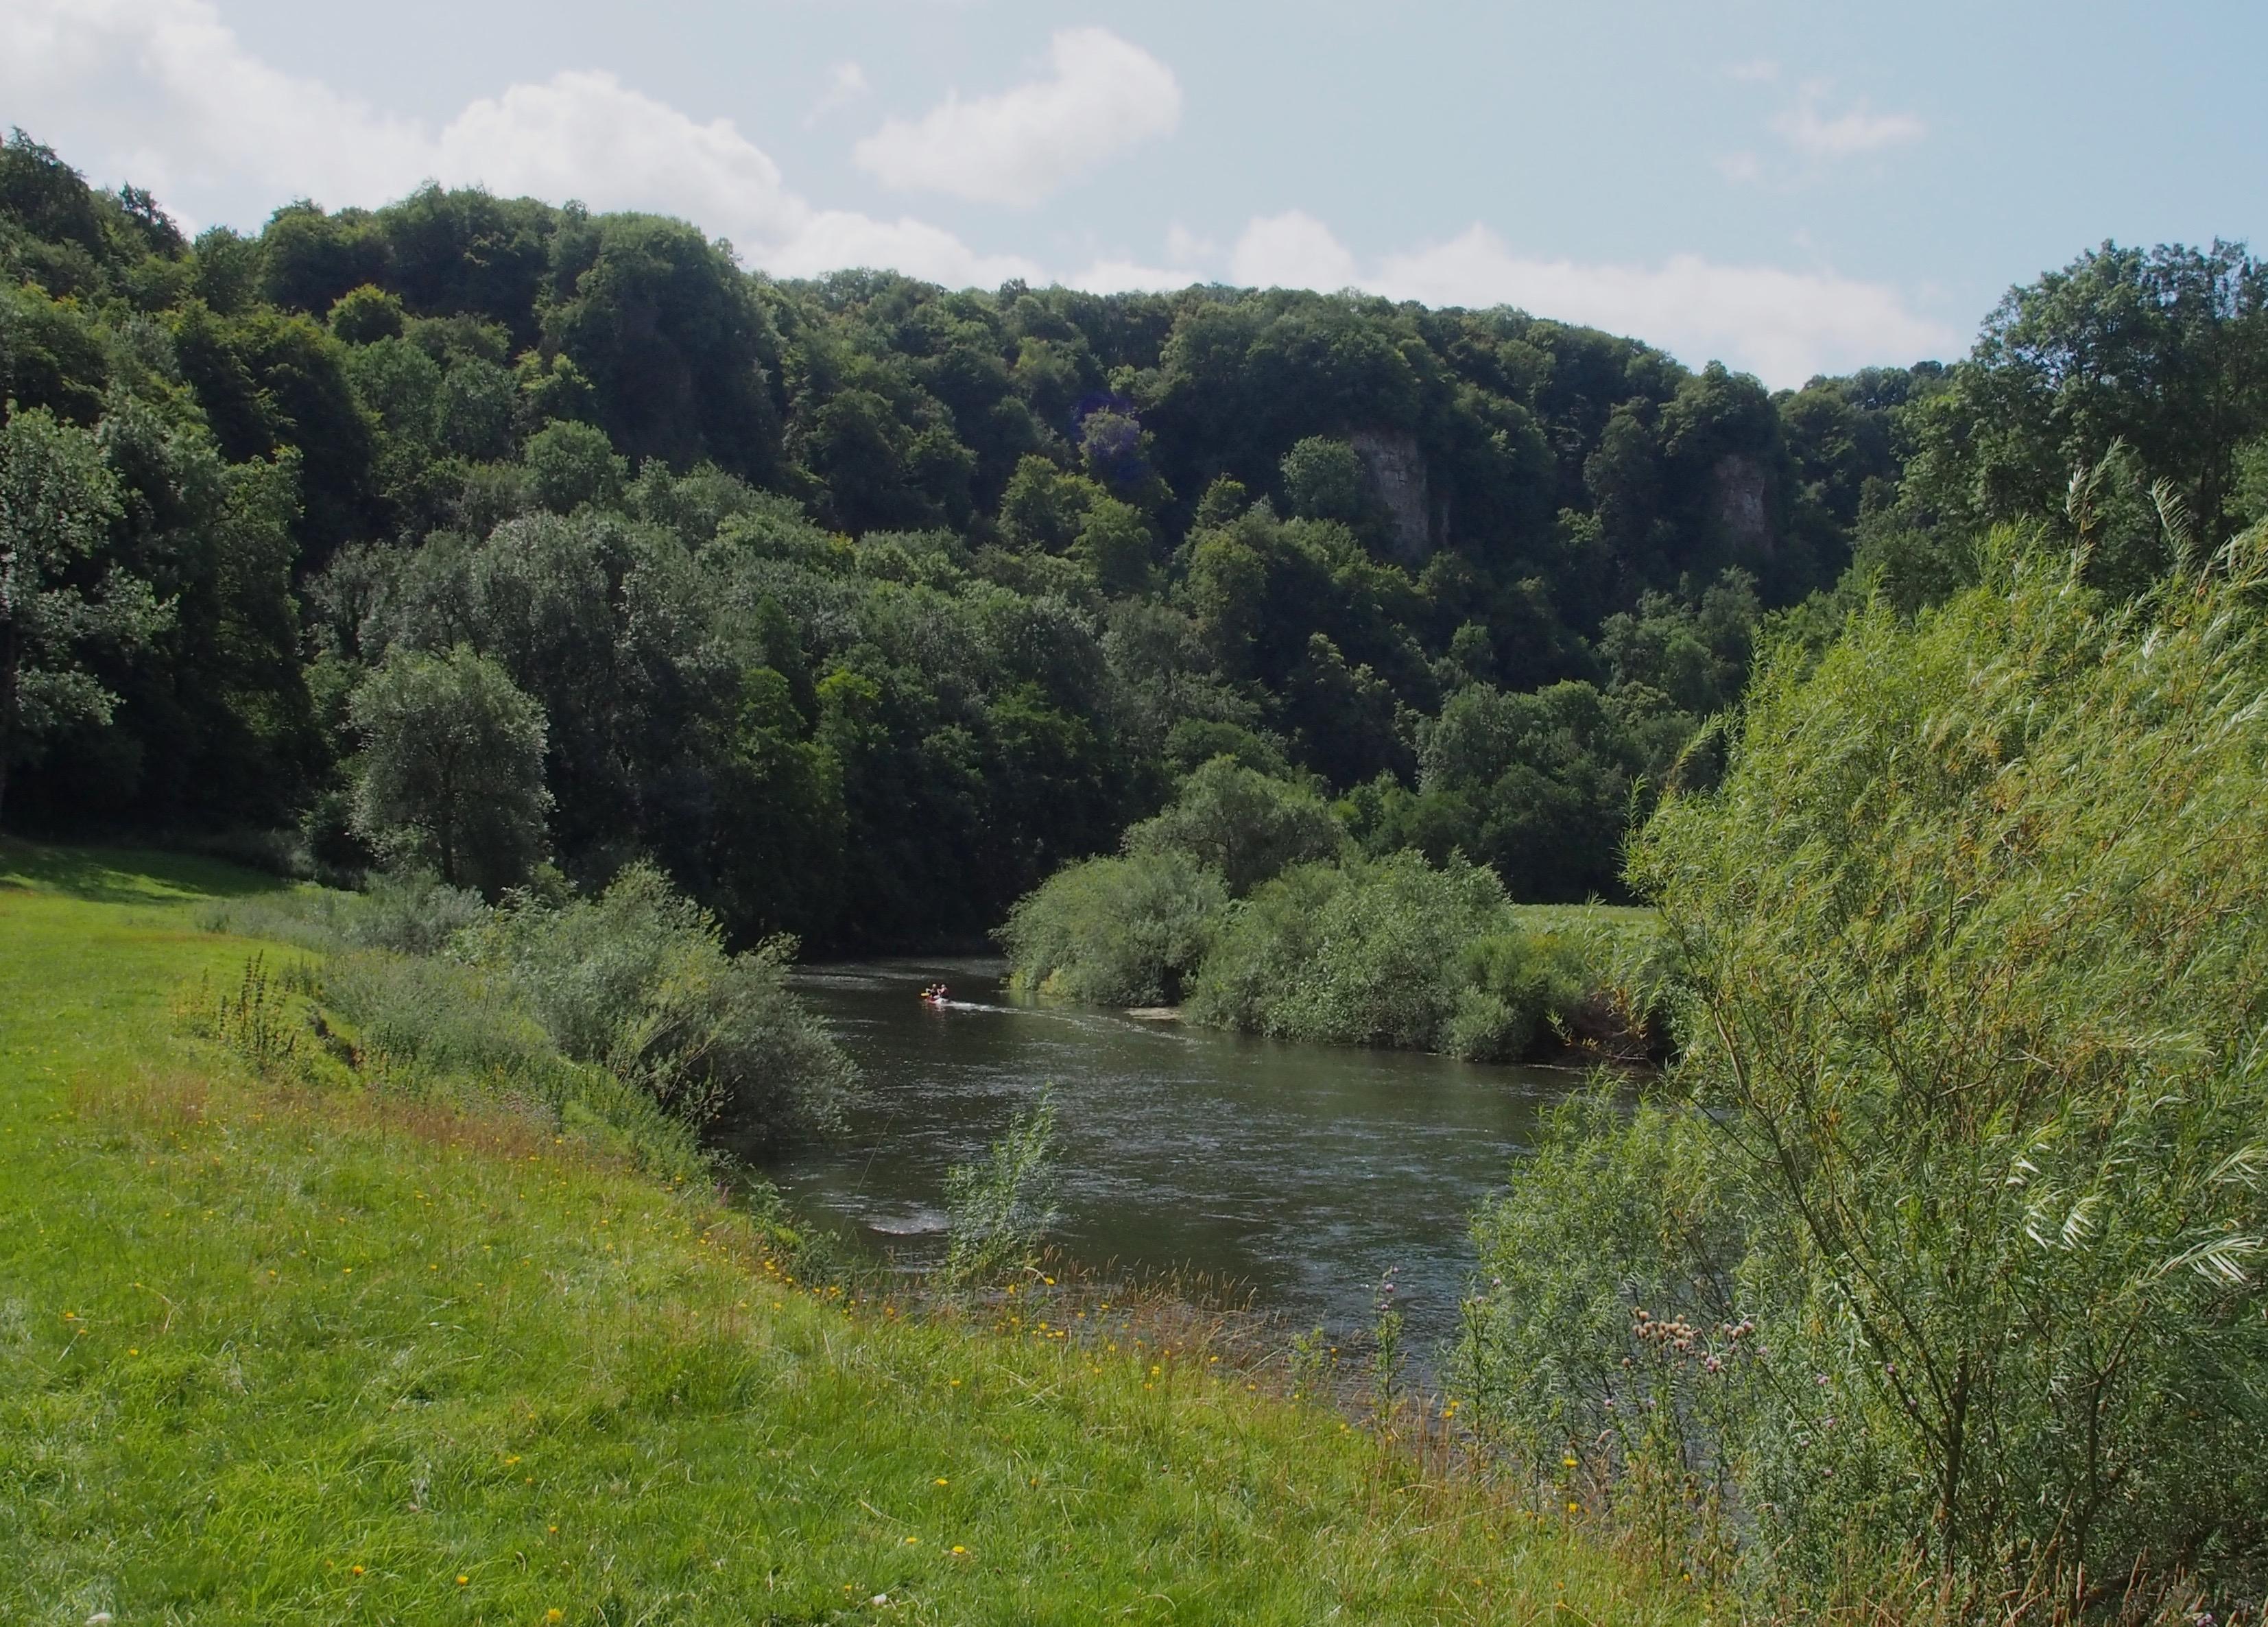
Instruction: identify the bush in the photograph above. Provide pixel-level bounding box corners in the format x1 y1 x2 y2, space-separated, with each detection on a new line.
1442 928 1589 1061
1463 534 2268 1611
940 1089 1061 1286
1186 850 1509 1048
353 868 487 955
467 862 855 1141
1459 1083 1747 1578
998 848 1227 1006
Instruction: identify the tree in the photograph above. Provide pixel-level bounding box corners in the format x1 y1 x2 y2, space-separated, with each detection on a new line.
326 284 405 345
521 419 626 513
259 202 388 314
348 645 550 893
1071 495 1154 594
1280 435 1368 524
997 453 1098 552
1616 540 2268 1595
0 405 167 818
1123 754 1344 894
542 212 783 481
1900 241 2268 558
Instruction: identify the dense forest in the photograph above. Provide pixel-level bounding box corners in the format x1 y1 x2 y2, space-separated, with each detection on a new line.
5 126 2267 958
0 126 1882 946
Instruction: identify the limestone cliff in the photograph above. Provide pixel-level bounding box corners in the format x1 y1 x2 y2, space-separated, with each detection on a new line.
1710 453 1774 556
1350 427 1433 562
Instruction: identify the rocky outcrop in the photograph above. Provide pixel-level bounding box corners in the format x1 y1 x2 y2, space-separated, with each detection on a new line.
1351 427 1432 562
1710 453 1774 556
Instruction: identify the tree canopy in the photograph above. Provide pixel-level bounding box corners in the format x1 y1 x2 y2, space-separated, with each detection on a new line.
8 125 2260 958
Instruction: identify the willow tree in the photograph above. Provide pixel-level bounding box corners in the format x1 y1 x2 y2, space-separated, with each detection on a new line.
348 644 550 894
1645 530 2268 1599
1470 526 2268 1611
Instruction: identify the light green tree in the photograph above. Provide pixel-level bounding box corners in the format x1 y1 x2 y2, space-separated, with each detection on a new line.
1123 754 1343 895
521 418 626 513
348 644 551 893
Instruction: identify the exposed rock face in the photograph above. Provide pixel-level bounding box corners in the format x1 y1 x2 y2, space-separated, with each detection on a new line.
1351 427 1432 562
1711 453 1774 556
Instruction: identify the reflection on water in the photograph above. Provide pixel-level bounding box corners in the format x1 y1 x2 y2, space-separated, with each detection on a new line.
723 958 1581 1350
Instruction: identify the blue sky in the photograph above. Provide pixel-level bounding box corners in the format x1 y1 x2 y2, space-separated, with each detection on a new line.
5 0 2263 386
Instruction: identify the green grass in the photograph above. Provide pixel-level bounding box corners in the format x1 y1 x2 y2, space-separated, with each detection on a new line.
0 839 1699 1625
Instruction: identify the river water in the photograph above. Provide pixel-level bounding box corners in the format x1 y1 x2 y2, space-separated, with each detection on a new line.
731 958 1584 1353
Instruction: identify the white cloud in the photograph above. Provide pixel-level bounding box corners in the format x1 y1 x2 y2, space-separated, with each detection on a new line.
1062 223 1217 294
0 0 1951 382
804 61 870 128
1219 216 1952 388
1164 222 1218 268
770 211 1043 287
1 0 428 208
436 71 809 248
1726 58 1781 83
1229 211 1360 292
1772 83 1926 159
852 27 1180 207
1715 150 1763 186
0 0 1034 285
1069 257 1205 295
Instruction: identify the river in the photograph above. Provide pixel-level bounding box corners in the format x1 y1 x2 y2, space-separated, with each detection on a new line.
729 958 1585 1355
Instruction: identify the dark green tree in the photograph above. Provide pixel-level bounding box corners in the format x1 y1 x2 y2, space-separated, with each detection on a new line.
0 405 165 817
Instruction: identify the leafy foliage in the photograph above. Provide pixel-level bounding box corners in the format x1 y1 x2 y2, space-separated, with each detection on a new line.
346 644 550 894
1121 752 1344 895
1466 534 2268 1611
1188 851 1511 1050
997 848 1227 1007
941 1089 1062 1286
0 403 164 813
2 130 1887 945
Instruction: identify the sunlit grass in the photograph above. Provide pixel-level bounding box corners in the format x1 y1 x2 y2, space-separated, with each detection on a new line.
0 838 1699 1624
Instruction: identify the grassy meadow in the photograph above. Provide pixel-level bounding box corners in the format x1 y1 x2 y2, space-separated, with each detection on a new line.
0 840 1696 1625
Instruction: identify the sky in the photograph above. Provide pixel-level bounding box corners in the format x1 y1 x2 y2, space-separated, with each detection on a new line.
3 0 2263 388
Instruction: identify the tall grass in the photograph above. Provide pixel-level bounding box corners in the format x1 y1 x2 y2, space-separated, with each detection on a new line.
193 861 855 1160
464 864 855 1141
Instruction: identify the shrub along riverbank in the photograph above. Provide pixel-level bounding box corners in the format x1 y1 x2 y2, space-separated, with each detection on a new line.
193 860 855 1151
0 838 1698 1624
1459 533 2268 1619
999 755 1666 1060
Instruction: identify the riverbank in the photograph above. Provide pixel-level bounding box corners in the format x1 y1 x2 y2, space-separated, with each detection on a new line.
0 840 1699 1624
